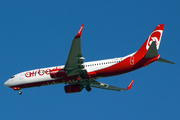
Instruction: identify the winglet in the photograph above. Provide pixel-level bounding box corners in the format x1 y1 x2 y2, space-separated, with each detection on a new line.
75 24 84 38
126 80 134 90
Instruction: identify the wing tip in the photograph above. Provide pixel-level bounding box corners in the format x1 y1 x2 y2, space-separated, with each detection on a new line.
75 24 84 38
126 79 134 90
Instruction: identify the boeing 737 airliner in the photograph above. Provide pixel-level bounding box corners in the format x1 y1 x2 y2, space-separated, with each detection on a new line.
4 24 174 95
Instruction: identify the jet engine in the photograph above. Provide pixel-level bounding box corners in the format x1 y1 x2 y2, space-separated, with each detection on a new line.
64 84 84 93
50 69 66 78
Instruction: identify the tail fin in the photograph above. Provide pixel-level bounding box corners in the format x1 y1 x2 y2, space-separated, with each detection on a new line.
135 24 175 64
135 24 164 57
144 42 175 64
144 41 158 58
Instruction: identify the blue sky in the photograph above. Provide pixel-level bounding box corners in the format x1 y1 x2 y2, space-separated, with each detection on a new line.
0 0 179 120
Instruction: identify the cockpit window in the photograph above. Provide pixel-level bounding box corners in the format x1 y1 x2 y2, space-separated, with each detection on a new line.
10 76 15 79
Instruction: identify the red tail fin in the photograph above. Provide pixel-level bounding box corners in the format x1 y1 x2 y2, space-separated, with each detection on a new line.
135 24 164 57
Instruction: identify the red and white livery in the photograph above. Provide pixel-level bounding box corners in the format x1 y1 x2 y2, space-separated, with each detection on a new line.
4 24 174 95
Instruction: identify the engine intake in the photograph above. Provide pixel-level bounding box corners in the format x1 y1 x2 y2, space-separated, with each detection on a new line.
64 84 84 93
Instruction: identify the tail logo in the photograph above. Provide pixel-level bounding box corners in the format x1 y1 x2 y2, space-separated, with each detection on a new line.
146 30 163 50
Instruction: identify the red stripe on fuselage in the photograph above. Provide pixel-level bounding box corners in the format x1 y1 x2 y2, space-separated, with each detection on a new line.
92 55 160 77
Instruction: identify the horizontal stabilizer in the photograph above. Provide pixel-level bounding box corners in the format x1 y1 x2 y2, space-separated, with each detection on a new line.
145 41 158 58
156 57 175 64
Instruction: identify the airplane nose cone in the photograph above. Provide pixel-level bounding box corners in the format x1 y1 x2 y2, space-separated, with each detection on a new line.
4 81 9 87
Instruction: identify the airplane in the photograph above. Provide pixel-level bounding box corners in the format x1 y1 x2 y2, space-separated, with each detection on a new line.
4 24 174 95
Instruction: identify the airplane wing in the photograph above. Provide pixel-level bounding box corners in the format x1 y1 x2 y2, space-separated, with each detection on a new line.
65 24 88 76
89 80 134 91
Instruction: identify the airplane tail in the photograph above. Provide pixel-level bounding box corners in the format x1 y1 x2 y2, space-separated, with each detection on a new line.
134 24 174 64
135 24 164 57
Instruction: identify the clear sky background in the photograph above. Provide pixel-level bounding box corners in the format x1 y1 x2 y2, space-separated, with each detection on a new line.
0 0 179 120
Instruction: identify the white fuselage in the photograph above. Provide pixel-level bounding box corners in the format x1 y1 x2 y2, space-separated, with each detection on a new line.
4 52 135 88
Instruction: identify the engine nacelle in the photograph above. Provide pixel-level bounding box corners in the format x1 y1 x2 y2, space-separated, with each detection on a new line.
50 69 66 78
64 85 84 93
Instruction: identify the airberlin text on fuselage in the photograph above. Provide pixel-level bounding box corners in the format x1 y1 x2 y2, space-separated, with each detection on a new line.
25 67 61 78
